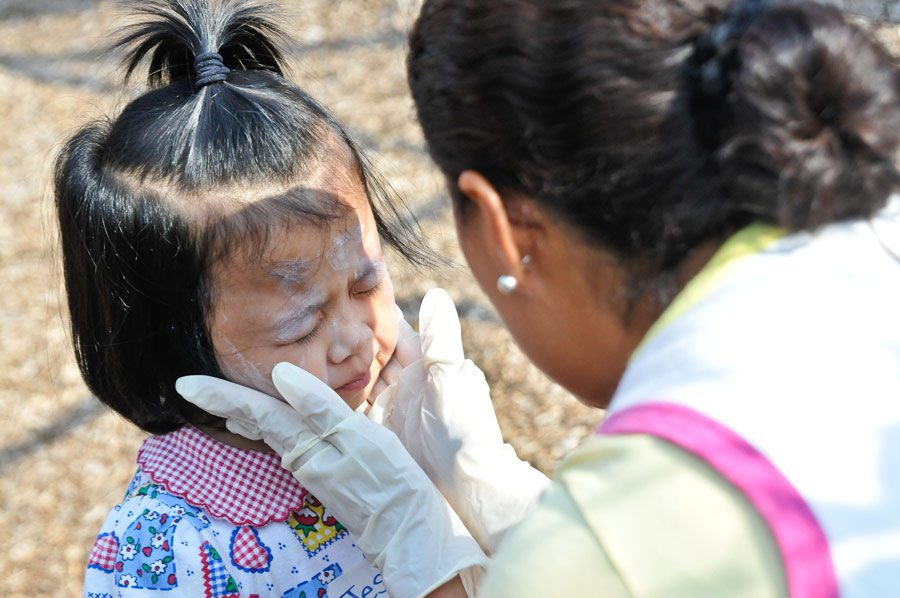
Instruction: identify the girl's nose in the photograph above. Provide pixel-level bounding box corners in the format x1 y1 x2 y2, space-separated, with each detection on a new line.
327 317 373 364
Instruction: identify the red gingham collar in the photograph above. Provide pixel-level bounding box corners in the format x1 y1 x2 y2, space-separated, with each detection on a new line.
137 425 308 527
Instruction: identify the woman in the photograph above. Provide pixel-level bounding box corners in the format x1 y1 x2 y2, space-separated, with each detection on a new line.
179 0 900 595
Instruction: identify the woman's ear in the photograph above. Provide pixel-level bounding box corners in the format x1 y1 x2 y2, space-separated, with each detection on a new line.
456 170 542 279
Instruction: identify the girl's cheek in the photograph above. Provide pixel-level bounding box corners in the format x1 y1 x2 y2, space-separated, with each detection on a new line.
219 349 277 397
289 346 328 383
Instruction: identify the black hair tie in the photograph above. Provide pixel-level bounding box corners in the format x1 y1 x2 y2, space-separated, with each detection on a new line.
194 51 231 89
686 0 773 151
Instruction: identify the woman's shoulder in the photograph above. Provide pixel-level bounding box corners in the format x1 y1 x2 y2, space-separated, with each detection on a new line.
481 433 787 597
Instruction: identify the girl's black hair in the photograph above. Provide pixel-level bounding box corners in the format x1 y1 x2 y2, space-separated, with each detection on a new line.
408 0 900 273
55 0 430 434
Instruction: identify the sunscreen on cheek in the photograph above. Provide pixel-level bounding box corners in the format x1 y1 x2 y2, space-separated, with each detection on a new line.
218 336 276 396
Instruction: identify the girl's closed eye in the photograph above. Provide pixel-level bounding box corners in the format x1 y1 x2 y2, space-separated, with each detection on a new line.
295 321 322 346
356 279 384 297
353 260 388 297
274 304 324 345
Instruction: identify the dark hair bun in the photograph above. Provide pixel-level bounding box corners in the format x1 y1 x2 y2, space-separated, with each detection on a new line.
115 0 290 88
722 2 900 229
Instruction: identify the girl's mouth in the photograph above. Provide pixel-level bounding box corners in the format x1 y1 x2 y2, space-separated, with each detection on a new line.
334 369 372 393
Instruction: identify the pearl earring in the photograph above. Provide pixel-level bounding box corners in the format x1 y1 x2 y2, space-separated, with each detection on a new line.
497 275 518 295
497 255 531 295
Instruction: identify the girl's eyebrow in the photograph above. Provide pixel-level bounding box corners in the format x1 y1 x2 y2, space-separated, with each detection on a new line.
354 258 386 284
268 257 319 289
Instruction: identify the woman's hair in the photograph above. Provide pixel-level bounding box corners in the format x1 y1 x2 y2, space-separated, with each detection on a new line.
408 0 900 271
55 0 428 434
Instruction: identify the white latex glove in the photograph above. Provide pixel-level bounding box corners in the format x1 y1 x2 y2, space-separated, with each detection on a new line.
176 363 487 598
369 289 550 554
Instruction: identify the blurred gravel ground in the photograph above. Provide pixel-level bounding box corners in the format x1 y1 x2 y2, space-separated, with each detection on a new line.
0 1 896 595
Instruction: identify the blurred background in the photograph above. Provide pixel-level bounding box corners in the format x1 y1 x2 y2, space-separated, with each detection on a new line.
0 0 896 594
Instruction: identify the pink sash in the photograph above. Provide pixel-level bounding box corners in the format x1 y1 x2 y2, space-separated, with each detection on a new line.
598 402 838 598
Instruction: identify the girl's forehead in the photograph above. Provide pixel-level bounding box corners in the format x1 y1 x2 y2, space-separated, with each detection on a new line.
231 199 380 288
276 199 376 262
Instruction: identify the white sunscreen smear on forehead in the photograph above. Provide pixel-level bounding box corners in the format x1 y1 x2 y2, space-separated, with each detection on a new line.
326 225 363 271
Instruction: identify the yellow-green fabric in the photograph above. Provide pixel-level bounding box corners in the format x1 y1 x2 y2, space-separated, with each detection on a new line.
634 223 785 357
480 435 787 597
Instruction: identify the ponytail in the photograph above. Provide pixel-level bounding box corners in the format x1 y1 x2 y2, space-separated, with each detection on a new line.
116 0 288 89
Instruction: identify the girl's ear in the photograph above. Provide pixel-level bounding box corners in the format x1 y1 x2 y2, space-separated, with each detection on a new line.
456 170 544 283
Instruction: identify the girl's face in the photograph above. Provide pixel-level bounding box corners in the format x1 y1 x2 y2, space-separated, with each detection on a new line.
208 194 399 412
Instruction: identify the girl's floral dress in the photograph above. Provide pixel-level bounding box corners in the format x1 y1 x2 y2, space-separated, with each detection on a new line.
84 426 387 598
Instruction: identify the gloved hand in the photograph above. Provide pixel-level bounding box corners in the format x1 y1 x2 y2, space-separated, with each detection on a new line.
369 289 550 554
176 363 487 598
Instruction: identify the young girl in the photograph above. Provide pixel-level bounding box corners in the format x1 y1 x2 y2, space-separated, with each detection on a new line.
55 1 481 595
